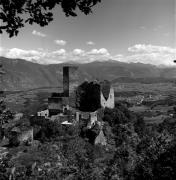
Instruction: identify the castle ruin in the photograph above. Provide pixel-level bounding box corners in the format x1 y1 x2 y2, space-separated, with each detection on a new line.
48 66 79 116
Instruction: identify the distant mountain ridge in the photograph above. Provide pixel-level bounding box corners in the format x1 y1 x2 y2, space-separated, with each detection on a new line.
0 57 176 91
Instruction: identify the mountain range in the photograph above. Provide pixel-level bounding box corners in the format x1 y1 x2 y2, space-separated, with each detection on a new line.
1 56 176 91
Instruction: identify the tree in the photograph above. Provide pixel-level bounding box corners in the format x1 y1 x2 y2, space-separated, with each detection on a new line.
76 81 101 112
0 0 101 37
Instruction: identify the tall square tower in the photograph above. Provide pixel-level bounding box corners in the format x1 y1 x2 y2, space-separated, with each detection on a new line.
63 66 79 97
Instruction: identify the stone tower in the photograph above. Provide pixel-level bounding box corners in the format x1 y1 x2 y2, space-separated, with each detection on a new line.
48 66 78 116
63 66 79 97
63 66 69 96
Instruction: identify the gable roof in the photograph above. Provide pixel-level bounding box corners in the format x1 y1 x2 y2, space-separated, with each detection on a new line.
95 130 107 146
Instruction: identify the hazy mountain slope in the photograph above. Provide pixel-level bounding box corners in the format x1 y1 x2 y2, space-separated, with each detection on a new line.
0 57 176 91
1 57 59 90
78 61 161 80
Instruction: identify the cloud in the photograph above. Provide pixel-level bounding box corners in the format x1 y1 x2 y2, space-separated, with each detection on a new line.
1 48 67 64
5 48 44 60
32 30 46 37
1 44 176 66
1 47 112 64
119 53 173 66
125 44 176 66
113 54 124 61
87 41 95 45
88 48 110 56
54 40 67 46
128 44 176 54
73 49 85 55
52 49 66 56
79 48 111 63
63 48 111 63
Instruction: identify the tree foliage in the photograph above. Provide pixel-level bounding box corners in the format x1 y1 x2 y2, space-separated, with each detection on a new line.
2 101 176 179
76 81 101 112
0 0 101 37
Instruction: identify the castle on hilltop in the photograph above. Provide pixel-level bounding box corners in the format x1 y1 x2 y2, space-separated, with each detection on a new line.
37 65 115 146
47 66 114 116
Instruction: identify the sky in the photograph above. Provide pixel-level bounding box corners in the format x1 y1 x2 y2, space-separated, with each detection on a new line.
0 0 176 66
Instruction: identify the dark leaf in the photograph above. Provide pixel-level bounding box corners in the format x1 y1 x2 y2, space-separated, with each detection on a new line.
68 11 77 17
0 0 101 36
15 30 19 36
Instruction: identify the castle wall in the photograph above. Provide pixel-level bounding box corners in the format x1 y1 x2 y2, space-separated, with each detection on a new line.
88 111 98 128
37 109 49 118
48 97 69 116
100 87 115 109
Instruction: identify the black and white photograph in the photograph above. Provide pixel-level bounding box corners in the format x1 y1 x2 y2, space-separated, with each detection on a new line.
0 0 175 179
